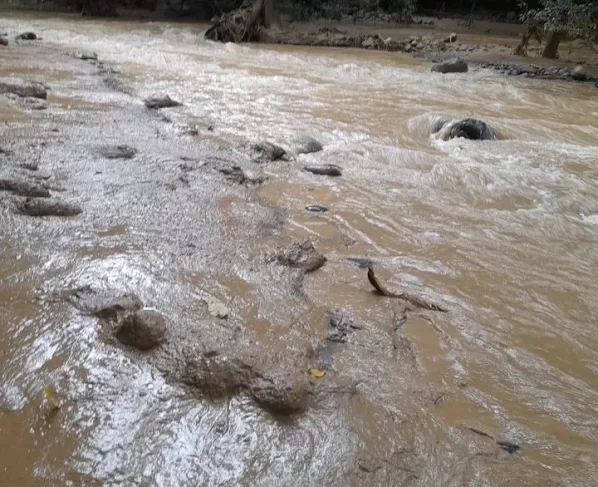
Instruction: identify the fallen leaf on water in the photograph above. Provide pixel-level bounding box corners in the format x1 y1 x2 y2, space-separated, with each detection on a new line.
308 368 325 378
203 295 229 319
367 267 447 312
43 386 60 410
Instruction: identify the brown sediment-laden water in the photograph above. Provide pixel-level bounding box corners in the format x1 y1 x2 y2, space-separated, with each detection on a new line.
1 12 598 487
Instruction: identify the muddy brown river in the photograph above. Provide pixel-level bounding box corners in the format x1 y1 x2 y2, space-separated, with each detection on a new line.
1 12 598 487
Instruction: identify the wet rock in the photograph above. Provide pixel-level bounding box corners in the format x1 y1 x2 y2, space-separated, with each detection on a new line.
303 164 342 177
144 94 182 109
115 309 166 351
444 33 457 43
305 205 328 212
497 440 521 454
16 197 82 217
450 118 495 141
16 32 37 41
0 37 8 47
217 165 265 185
250 141 289 163
65 287 143 319
100 145 138 159
571 65 587 81
346 257 374 269
0 81 47 100
183 348 311 414
18 162 38 171
294 136 323 155
68 50 98 61
276 239 326 272
23 96 48 110
249 368 309 414
431 58 468 74
0 178 50 197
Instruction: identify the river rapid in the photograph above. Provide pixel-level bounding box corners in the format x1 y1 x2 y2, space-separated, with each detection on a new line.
1 12 598 487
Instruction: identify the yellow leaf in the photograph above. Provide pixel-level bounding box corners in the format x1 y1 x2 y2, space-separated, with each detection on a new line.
43 386 60 410
202 295 229 319
308 368 325 378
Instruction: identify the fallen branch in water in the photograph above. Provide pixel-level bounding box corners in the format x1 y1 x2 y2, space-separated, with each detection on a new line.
367 267 447 312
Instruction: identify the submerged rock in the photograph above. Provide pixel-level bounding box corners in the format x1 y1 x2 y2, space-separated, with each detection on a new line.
449 118 495 140
144 94 182 109
431 58 468 74
276 239 327 272
16 197 82 217
99 145 138 159
67 288 143 319
0 81 47 100
303 164 342 177
294 136 323 155
0 178 50 197
16 32 37 41
115 309 167 350
305 205 328 212
68 50 99 61
0 37 8 47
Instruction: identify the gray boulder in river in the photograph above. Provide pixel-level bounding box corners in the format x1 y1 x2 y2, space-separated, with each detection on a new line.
433 118 496 141
431 59 469 74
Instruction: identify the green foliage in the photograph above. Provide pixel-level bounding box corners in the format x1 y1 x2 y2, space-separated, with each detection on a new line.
521 0 598 35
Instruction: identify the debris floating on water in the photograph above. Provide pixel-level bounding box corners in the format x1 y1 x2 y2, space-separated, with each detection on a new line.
43 386 60 411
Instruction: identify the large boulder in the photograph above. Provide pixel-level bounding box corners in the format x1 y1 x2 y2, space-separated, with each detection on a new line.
449 118 495 140
431 58 468 74
115 309 167 350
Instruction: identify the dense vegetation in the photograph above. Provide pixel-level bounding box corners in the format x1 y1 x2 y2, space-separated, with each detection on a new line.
17 0 598 58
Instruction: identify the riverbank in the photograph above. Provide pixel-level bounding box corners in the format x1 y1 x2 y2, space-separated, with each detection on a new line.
259 17 598 84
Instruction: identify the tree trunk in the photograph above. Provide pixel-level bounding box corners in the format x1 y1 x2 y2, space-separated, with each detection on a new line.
263 0 280 29
542 31 561 59
205 0 266 43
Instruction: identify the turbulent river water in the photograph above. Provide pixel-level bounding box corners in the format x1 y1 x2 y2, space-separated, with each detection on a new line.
1 12 598 487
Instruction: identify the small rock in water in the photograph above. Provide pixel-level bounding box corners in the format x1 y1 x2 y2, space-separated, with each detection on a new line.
144 94 182 109
24 96 48 110
346 257 374 268
571 65 587 81
305 205 328 212
294 136 323 155
431 58 468 74
16 32 37 41
68 50 98 61
0 178 50 197
496 440 521 454
16 197 82 217
115 309 166 350
303 164 342 177
0 81 47 99
0 37 8 47
449 118 495 141
250 141 289 163
276 239 326 272
444 33 457 43
100 145 138 159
